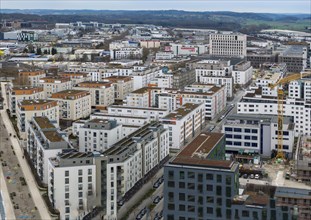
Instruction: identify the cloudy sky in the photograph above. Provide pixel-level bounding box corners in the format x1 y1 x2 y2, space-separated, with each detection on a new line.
2 0 310 14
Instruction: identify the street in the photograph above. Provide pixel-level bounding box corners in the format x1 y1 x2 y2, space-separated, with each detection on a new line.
0 82 51 220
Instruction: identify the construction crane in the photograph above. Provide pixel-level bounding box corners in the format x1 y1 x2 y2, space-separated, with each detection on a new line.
269 70 311 159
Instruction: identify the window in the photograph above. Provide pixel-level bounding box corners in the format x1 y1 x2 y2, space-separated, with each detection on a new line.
226 176 231 185
65 207 70 214
226 187 231 197
179 193 185 201
242 211 249 217
226 210 232 219
225 127 232 131
234 135 241 139
216 208 222 217
188 206 195 212
78 177 83 183
65 200 69 206
79 192 83 197
206 185 213 191
217 198 222 206
226 199 231 208
88 169 92 175
179 204 185 211
251 129 257 133
206 207 213 214
179 182 185 189
206 173 213 180
198 173 203 182
234 128 241 132
180 171 185 179
65 193 69 199
217 175 222 183
65 171 69 177
188 183 195 190
216 186 222 196
168 203 175 210
88 176 92 182
168 181 175 187
245 129 251 133
168 171 174 179
188 195 195 202
206 196 214 203
65 178 69 184
251 136 257 140
188 172 195 179
78 170 82 176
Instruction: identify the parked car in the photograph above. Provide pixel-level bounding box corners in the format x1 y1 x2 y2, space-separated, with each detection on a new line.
255 174 260 179
153 181 160 188
153 195 163 204
250 174 255 179
243 174 248 179
118 199 125 206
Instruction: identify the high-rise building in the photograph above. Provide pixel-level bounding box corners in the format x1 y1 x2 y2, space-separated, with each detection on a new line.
209 32 247 57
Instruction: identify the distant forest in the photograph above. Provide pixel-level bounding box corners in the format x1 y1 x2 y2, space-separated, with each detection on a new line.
1 10 310 33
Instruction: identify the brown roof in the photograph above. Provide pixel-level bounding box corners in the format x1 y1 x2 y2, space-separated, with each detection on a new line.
162 103 202 120
104 76 132 83
77 81 112 88
33 117 55 129
19 100 58 111
51 90 89 100
40 76 70 83
132 87 150 94
42 131 64 142
18 71 45 76
12 86 43 95
171 132 234 169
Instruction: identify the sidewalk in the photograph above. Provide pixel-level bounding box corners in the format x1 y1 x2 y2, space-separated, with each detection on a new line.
0 165 15 220
0 82 51 220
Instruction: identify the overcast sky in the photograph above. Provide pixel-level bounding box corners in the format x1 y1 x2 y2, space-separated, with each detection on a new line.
2 0 310 14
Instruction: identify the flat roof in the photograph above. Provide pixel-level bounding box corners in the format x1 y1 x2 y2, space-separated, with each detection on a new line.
19 99 56 105
33 117 55 129
131 87 149 94
171 132 235 169
109 105 167 111
78 81 112 88
162 103 201 120
42 131 64 142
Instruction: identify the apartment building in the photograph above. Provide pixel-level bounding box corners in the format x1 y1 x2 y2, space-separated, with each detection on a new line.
110 47 143 60
238 93 311 136
231 184 293 220
96 122 169 219
163 132 239 220
17 100 59 139
294 135 311 183
26 117 68 184
123 87 150 108
58 72 92 86
140 40 160 48
39 76 72 97
160 103 205 149
77 119 122 152
247 50 278 68
103 76 133 101
108 105 169 121
223 114 295 158
17 71 46 86
195 60 234 98
8 86 45 116
289 77 311 101
209 32 247 57
255 71 282 97
232 60 253 86
183 84 226 119
132 66 162 90
279 45 307 72
48 151 96 220
50 90 91 121
74 81 114 107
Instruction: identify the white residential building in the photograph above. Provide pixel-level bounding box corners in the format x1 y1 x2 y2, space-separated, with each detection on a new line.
110 47 143 60
103 76 134 101
108 105 169 121
77 119 122 152
255 71 282 97
222 114 295 158
18 71 46 87
39 76 73 98
209 32 247 57
238 92 311 136
17 100 59 139
74 81 114 107
50 90 91 121
8 86 45 116
132 66 162 90
48 151 96 220
123 87 150 108
160 103 205 149
97 122 169 219
232 60 253 85
27 117 68 184
58 72 92 86
195 60 234 98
